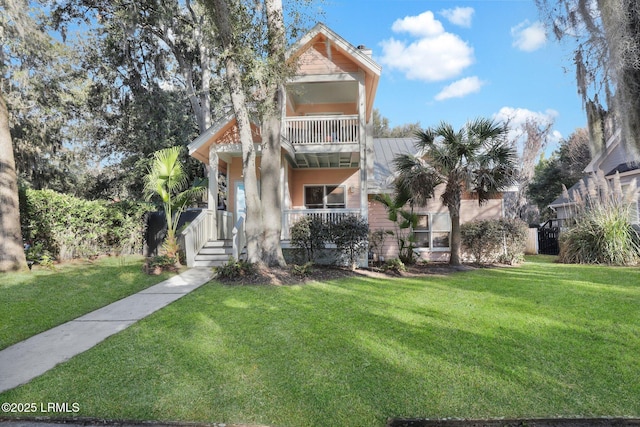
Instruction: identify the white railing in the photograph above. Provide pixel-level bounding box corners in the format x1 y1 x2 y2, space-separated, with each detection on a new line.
284 115 359 145
181 209 212 267
282 208 361 240
181 210 233 266
218 211 234 240
232 215 246 260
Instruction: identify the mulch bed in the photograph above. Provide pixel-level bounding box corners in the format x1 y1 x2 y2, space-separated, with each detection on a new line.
215 261 482 286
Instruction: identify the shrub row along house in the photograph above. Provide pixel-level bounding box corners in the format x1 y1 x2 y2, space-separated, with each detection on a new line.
183 23 508 267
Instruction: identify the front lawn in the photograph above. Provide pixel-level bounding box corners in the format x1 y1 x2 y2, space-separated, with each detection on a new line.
1 256 639 426
0 256 175 350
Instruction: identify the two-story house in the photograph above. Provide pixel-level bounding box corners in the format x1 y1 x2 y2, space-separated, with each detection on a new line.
184 23 379 266
182 23 507 267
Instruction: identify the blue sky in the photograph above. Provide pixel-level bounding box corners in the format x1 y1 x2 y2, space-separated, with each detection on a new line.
312 0 586 152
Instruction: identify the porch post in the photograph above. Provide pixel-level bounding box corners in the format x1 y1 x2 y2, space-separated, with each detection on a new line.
208 146 219 240
357 72 368 222
358 71 369 267
281 162 288 239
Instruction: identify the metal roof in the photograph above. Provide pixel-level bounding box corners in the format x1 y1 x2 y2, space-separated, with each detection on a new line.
369 138 419 193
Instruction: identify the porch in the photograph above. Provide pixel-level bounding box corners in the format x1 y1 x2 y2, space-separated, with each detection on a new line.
281 208 362 240
180 207 363 267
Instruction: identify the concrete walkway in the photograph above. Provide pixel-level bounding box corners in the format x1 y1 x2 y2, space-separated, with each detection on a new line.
0 268 213 394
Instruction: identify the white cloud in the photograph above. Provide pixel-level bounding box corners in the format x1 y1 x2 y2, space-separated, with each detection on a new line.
391 11 444 37
493 106 562 145
440 7 474 28
435 76 485 101
380 11 474 82
511 20 547 52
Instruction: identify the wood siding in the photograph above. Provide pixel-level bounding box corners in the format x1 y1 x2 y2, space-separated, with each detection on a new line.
368 190 504 262
297 38 359 75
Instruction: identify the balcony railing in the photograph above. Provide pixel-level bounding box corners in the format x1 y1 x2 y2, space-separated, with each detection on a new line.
284 115 359 145
282 208 361 239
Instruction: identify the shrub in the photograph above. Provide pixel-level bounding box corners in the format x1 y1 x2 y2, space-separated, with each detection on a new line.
292 262 314 277
369 229 393 264
460 220 502 264
20 188 153 260
382 258 406 273
497 218 528 265
289 216 331 262
559 204 640 265
144 255 179 274
557 171 640 265
215 258 256 280
332 215 369 269
460 218 528 265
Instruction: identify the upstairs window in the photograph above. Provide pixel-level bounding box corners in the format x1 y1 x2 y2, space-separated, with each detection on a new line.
304 185 346 209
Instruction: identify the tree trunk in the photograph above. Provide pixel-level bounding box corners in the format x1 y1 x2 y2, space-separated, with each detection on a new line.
207 0 263 263
0 92 28 272
260 0 286 267
449 210 461 266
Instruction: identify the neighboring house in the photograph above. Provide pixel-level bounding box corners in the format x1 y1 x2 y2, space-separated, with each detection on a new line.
549 128 640 226
183 23 506 266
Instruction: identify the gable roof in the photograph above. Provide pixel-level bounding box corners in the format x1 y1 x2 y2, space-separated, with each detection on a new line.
605 162 640 176
287 23 381 76
287 23 381 121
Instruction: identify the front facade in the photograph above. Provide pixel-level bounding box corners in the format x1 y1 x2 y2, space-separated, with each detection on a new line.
184 23 505 266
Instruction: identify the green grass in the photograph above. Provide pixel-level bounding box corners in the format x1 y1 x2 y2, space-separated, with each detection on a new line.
2 256 639 427
0 256 175 350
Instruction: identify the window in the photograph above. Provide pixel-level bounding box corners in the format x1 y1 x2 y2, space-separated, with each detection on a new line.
304 185 346 209
413 212 451 250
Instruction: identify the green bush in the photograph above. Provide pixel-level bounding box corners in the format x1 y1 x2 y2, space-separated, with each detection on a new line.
292 262 314 277
460 218 528 265
559 204 640 265
289 216 331 262
215 258 256 280
332 215 369 268
382 258 406 273
20 188 153 260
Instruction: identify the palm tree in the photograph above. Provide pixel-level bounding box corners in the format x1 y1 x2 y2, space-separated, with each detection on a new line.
144 146 205 264
393 118 517 266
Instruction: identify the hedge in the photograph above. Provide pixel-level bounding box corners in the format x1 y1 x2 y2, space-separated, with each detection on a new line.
460 218 528 265
20 188 154 260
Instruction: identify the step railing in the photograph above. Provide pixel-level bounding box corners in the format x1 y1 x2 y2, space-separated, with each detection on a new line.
232 215 246 260
181 210 235 267
180 210 212 267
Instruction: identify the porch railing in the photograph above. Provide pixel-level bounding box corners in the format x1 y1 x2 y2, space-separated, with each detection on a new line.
284 115 359 145
282 208 361 240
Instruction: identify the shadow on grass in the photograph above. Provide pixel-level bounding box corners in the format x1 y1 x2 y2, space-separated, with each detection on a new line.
0 257 172 350
1 263 639 426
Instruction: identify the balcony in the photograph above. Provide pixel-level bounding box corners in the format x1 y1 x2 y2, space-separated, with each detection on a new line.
284 115 359 146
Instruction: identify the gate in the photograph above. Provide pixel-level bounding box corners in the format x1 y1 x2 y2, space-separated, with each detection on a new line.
537 219 560 255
